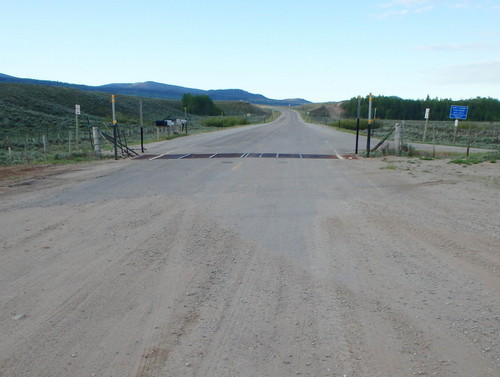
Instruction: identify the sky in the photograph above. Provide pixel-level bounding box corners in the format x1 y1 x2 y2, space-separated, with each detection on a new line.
1 0 499 103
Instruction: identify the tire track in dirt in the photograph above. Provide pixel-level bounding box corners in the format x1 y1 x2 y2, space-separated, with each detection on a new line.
304 178 499 377
134 203 258 377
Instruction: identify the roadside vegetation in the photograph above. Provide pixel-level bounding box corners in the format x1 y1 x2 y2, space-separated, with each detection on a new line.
299 96 500 161
181 94 221 116
0 83 272 165
203 116 249 128
448 151 499 165
341 95 500 122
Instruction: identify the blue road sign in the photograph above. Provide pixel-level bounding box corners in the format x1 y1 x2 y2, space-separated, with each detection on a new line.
450 105 468 120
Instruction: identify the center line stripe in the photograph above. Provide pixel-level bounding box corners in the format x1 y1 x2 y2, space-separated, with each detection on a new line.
232 162 244 171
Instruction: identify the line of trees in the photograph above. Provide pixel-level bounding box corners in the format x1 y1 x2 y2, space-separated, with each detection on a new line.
341 96 500 121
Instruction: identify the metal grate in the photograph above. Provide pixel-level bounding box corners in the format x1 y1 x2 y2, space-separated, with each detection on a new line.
135 153 357 160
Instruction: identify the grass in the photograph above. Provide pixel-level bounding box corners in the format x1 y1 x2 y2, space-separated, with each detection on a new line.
449 152 499 165
297 106 500 154
380 164 398 170
0 82 275 165
203 116 249 128
373 119 500 150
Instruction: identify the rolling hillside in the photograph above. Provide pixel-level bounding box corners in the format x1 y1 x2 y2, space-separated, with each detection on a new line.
0 82 269 136
0 73 310 106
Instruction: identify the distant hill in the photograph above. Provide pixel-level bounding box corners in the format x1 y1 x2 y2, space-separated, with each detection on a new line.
0 74 310 106
0 82 270 137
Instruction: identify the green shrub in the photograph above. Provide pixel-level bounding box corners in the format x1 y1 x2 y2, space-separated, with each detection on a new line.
449 152 499 165
334 119 381 131
203 116 249 128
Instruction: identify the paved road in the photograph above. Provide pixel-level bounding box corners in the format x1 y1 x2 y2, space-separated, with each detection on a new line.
140 108 489 158
1 110 498 377
144 108 357 157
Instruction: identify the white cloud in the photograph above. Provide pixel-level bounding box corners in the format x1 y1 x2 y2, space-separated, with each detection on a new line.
376 0 499 18
451 2 470 8
452 0 500 10
375 0 437 18
415 43 492 51
383 0 435 6
430 60 500 85
415 5 435 12
376 9 409 18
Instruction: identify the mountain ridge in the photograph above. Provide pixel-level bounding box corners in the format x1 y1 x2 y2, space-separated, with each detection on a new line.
0 74 310 106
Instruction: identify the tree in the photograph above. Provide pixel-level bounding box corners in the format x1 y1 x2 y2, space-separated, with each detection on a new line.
341 96 500 121
182 94 221 116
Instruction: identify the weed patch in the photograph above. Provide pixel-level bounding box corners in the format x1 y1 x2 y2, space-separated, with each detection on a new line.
449 152 499 165
380 164 398 170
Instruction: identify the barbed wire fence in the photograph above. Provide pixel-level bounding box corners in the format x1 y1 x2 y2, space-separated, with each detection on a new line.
0 120 160 164
372 120 500 151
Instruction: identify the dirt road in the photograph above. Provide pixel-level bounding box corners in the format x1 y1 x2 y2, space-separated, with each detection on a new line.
0 111 499 376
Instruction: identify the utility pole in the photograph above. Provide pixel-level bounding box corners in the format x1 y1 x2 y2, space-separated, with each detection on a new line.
366 93 373 156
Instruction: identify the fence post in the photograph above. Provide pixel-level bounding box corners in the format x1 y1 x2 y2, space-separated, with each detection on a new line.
395 123 403 155
466 123 473 157
68 131 72 155
432 122 436 158
140 127 144 153
42 135 48 152
92 127 101 158
42 135 48 158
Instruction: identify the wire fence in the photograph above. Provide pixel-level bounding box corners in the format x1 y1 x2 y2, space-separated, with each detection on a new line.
372 120 500 151
311 115 500 153
0 122 170 164
0 114 272 164
3 115 499 164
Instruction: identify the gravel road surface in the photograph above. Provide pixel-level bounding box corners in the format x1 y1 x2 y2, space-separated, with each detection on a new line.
1 109 498 377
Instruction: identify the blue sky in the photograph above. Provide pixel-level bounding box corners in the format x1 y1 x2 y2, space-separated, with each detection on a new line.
1 0 499 102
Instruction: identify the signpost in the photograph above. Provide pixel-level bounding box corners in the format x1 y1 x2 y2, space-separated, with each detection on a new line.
366 93 373 156
139 100 145 153
112 95 118 160
355 95 361 154
75 104 81 150
423 108 430 142
450 105 472 156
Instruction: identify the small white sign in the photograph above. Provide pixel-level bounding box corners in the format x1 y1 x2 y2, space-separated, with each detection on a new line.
424 108 430 120
75 104 81 115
